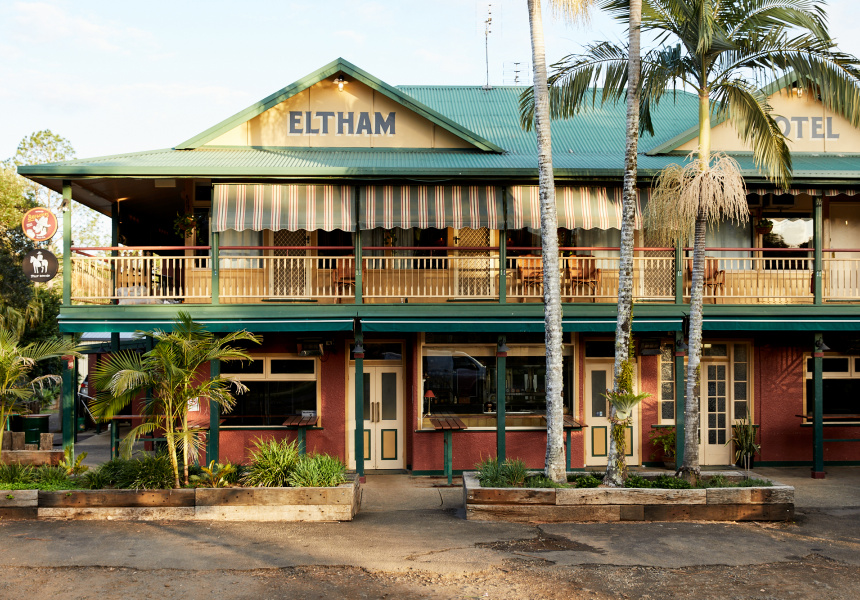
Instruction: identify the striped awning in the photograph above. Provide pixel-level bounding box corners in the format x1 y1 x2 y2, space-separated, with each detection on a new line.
213 184 354 232
749 188 859 197
509 186 646 230
359 186 503 230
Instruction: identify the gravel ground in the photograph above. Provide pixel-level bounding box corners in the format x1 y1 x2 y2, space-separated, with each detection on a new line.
0 555 855 600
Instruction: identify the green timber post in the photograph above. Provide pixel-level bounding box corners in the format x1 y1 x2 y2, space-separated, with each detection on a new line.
674 330 686 469
496 335 507 460
207 357 220 464
111 203 119 303
354 187 362 304
211 230 220 304
812 333 825 478
499 189 507 304
674 242 683 304
62 181 72 307
813 196 823 304
354 333 365 479
61 335 74 454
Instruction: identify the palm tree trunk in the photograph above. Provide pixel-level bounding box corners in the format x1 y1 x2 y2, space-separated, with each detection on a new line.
165 419 181 489
528 0 565 484
182 411 190 487
605 0 641 488
679 90 711 483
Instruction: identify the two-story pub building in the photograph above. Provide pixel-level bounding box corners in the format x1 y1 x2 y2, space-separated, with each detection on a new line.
20 59 860 478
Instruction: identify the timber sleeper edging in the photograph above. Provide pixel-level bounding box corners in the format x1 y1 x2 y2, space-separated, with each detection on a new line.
463 472 795 523
2 477 361 521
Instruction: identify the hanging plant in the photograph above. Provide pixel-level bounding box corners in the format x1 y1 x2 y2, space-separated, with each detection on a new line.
755 218 774 235
173 212 198 237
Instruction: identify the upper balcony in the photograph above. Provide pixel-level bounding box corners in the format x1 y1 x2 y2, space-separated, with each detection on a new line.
69 244 859 306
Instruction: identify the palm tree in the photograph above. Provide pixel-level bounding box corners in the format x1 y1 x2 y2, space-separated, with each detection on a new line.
539 0 860 480
522 0 641 486
0 330 79 454
527 0 596 484
91 312 260 488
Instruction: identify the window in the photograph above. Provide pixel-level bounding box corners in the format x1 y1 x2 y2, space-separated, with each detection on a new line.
659 344 675 422
804 354 860 420
763 217 813 270
420 337 574 428
221 356 318 426
659 342 751 425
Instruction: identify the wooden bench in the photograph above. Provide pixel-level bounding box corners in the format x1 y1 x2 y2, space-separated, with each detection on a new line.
282 415 320 454
430 415 468 485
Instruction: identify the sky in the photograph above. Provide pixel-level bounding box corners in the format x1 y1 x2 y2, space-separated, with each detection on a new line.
2 0 860 163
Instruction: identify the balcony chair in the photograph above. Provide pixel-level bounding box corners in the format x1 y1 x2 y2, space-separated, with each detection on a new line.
332 260 356 303
567 257 602 302
517 255 544 301
687 257 725 303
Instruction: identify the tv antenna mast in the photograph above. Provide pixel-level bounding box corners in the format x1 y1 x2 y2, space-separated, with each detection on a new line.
483 4 493 90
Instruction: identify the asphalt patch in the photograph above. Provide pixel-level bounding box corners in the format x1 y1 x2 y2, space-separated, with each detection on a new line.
477 531 606 554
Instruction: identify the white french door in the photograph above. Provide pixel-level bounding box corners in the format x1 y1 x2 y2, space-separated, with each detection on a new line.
347 366 405 470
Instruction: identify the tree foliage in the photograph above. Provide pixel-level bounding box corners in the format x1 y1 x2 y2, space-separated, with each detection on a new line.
0 330 79 452
4 130 109 248
91 313 261 488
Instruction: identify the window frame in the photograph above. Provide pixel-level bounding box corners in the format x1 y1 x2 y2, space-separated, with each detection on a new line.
220 354 321 428
802 352 860 424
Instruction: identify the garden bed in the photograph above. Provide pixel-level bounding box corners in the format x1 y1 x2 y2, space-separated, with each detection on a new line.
0 476 361 521
463 471 794 523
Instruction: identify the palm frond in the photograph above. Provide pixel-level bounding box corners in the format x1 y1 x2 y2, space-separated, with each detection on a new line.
713 79 792 186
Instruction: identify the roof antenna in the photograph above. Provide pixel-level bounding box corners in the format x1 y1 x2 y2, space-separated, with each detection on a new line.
483 4 493 90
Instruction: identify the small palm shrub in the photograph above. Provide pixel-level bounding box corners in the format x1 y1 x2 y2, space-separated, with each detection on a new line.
287 454 347 488
190 461 238 488
242 438 300 487
0 463 35 484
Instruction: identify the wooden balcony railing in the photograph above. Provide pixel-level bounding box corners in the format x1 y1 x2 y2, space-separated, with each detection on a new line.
68 245 860 306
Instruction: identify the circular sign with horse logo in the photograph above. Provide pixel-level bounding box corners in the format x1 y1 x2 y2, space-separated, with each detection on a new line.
23 249 59 282
21 207 58 242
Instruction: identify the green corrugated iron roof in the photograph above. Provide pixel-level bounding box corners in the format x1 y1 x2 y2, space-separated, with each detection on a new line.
16 61 860 182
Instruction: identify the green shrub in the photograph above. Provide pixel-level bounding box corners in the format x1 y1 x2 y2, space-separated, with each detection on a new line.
624 475 653 488
526 475 567 488
475 456 506 487
287 454 347 488
242 438 300 487
86 454 174 490
82 467 112 490
736 477 773 487
0 463 35 484
568 473 601 488
34 466 73 487
649 474 692 489
475 457 530 488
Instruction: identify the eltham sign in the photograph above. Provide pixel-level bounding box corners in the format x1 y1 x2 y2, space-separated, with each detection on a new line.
288 111 396 135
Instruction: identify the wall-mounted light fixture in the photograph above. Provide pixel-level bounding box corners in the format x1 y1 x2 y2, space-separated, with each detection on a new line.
334 76 348 92
815 338 831 352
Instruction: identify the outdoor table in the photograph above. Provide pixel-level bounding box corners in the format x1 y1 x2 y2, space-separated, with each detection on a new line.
282 415 320 454
429 415 468 485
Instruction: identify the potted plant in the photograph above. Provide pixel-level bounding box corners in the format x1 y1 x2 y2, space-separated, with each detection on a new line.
173 212 199 238
648 426 676 469
755 218 774 235
727 418 761 474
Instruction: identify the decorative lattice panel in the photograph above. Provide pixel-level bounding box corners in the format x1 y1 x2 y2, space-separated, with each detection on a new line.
273 229 308 296
642 232 674 298
456 227 492 297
